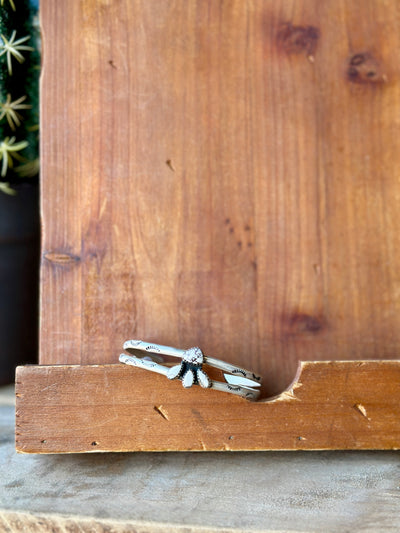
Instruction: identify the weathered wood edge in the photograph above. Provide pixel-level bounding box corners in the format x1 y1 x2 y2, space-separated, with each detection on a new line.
15 361 400 453
0 510 267 533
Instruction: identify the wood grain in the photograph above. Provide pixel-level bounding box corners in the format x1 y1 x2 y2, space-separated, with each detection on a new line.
40 0 400 396
15 361 400 453
0 511 208 533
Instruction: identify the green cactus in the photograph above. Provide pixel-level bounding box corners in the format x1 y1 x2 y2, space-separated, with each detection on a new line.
0 0 39 194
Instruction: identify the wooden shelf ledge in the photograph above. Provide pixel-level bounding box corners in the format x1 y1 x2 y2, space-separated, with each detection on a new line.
15 360 400 453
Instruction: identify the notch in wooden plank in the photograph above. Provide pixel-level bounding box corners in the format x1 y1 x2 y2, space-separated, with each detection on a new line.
15 361 400 453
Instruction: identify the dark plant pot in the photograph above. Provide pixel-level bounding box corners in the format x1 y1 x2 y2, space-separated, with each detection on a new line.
0 183 40 385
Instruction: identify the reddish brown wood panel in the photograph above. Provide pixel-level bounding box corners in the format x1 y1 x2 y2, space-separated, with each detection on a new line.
15 361 400 453
40 0 400 396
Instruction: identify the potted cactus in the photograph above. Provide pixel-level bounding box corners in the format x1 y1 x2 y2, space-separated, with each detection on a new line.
0 0 40 384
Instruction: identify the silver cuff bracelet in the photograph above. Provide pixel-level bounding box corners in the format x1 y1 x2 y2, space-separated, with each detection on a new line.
119 340 262 401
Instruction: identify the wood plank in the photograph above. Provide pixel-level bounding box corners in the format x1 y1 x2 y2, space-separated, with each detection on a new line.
15 361 400 453
0 511 240 533
40 0 400 397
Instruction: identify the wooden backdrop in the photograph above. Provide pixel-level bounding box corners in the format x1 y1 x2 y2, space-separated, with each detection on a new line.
40 0 400 397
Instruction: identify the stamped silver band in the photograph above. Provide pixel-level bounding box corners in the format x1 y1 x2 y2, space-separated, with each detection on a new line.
119 340 262 401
